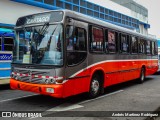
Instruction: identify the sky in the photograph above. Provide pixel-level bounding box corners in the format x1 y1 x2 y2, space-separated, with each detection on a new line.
135 0 160 38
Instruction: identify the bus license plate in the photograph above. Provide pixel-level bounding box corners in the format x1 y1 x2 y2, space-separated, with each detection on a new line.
46 88 54 93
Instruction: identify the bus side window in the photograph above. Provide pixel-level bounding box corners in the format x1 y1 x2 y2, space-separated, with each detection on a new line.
146 40 151 55
66 25 74 51
0 37 2 50
75 28 86 51
138 39 145 54
151 41 155 55
155 42 158 55
106 30 116 53
120 34 129 53
4 37 14 51
131 36 138 54
67 26 87 66
90 27 104 53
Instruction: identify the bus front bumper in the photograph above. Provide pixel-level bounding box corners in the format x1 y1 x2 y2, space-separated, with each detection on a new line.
10 78 64 98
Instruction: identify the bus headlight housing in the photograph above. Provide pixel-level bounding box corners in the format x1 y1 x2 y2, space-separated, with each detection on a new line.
45 79 56 84
50 79 56 84
44 77 64 84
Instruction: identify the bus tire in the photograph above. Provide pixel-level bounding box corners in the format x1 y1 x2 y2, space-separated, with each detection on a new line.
88 74 101 98
137 67 145 83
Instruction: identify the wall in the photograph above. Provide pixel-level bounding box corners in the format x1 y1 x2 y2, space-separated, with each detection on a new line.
88 0 131 17
0 0 47 26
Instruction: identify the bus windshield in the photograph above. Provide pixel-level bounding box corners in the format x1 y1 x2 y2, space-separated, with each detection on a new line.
13 24 63 66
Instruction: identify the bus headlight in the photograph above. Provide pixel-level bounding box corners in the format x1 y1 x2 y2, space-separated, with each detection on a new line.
45 79 49 84
45 79 56 84
50 79 56 84
44 77 64 84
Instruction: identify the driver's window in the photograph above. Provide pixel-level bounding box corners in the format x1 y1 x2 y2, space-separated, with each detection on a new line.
66 25 87 66
66 26 74 51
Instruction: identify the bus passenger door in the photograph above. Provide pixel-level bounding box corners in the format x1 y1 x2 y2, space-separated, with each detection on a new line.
64 19 89 96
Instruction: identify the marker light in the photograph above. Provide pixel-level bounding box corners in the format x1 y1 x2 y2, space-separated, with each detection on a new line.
56 79 64 83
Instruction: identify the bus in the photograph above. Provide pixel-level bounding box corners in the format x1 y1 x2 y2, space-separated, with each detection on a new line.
0 28 14 85
157 39 160 71
10 10 158 98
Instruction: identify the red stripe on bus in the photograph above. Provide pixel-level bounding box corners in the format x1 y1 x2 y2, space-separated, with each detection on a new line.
38 75 42 78
46 76 49 78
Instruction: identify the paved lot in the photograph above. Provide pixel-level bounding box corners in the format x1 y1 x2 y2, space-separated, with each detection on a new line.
0 73 160 120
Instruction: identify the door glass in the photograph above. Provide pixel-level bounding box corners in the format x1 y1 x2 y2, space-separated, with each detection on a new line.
66 26 87 66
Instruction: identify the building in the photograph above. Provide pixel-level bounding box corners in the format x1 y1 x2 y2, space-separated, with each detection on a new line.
110 0 149 35
0 0 150 80
0 0 150 34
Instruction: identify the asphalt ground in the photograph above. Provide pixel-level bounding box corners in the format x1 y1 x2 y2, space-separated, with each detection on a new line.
0 73 160 120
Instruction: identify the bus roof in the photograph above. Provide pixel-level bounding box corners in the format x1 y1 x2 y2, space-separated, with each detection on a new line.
64 10 156 41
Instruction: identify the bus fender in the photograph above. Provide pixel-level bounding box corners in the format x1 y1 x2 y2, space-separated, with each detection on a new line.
88 67 105 93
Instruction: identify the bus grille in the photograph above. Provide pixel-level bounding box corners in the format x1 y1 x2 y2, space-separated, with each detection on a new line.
15 70 48 84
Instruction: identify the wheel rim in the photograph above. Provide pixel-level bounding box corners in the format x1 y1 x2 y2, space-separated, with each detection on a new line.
141 69 144 81
91 79 100 94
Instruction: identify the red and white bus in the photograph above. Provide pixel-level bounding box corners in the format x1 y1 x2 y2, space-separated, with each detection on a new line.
10 10 158 98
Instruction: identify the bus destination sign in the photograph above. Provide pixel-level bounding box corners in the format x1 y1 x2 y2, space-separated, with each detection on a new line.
16 11 64 26
26 14 51 24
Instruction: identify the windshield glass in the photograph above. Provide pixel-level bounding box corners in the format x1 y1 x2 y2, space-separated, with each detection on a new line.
13 24 63 65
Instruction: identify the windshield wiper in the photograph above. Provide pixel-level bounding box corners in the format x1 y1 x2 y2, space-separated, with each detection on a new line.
33 22 49 45
39 22 49 35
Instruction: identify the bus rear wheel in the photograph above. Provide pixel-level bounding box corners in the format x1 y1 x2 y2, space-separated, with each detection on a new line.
88 74 101 98
137 67 145 83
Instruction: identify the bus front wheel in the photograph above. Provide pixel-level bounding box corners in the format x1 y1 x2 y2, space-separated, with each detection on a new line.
88 74 101 98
